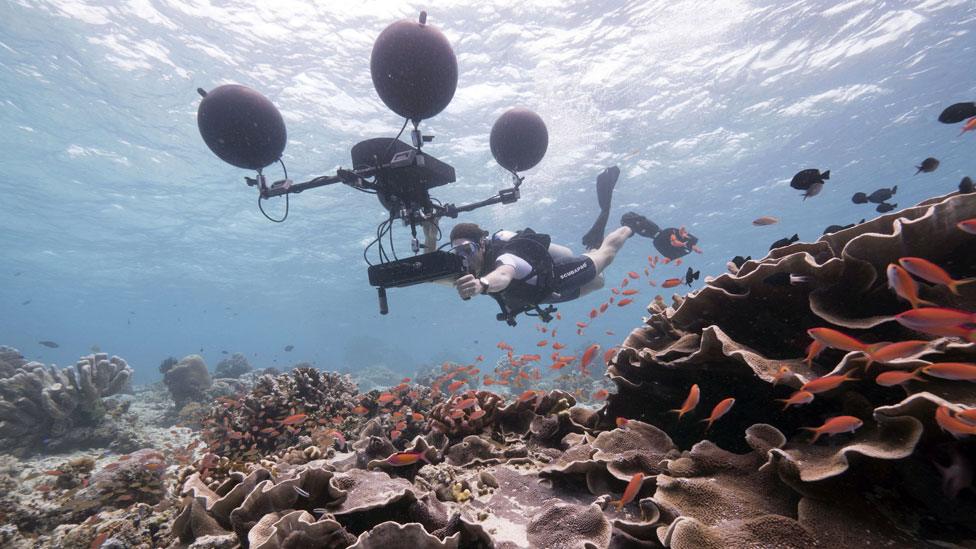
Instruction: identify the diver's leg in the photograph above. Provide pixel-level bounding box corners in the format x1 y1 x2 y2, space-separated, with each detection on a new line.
547 242 575 261
577 273 605 297
583 226 632 273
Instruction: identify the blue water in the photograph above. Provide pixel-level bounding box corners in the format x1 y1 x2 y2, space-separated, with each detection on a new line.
1 1 974 385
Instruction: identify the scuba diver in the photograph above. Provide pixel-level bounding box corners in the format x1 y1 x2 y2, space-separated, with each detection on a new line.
447 166 665 324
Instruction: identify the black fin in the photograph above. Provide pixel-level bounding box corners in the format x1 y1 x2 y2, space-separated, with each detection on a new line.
821 170 830 180
596 166 619 212
582 210 610 250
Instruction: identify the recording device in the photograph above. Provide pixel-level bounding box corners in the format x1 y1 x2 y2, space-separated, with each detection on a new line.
196 11 549 315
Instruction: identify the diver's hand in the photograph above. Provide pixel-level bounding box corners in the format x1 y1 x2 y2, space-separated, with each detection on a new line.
455 274 483 299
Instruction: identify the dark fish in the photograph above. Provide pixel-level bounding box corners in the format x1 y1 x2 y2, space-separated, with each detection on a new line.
14 271 22 276
762 272 810 287
38 341 59 348
851 192 868 204
876 202 897 213
790 169 829 191
823 223 854 234
960 176 974 194
867 186 897 203
21 300 31 305
684 267 700 286
769 234 799 251
938 102 976 124
731 256 751 268
199 347 204 352
915 157 939 175
221 350 228 354
284 345 294 352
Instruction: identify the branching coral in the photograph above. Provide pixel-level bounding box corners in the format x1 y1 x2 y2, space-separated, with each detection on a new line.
0 350 133 454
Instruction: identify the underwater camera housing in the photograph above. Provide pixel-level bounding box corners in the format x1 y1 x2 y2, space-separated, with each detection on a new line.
196 11 549 316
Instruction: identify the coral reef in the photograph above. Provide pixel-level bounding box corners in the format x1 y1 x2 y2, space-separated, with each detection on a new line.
214 353 253 379
0 350 135 455
602 192 976 545
163 354 214 409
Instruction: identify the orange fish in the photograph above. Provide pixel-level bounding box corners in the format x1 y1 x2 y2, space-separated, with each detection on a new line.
456 398 478 409
887 263 935 309
497 342 513 351
449 409 465 419
935 406 976 438
777 390 814 410
521 354 541 362
957 408 976 425
448 380 466 393
518 390 539 402
91 531 110 549
537 339 549 347
377 393 396 405
771 366 792 385
622 278 630 288
411 412 425 421
616 417 630 428
921 362 976 381
865 340 930 367
875 368 926 387
576 321 588 328
556 313 563 320
894 308 976 338
801 415 863 443
801 372 858 394
352 405 369 416
648 279 657 287
662 278 681 288
958 219 976 235
670 384 700 420
600 302 609 313
611 287 620 295
475 355 484 362
467 409 485 420
581 344 600 368
628 271 640 279
603 347 617 363
959 116 976 136
701 397 735 432
593 389 609 400
807 327 868 353
617 298 633 307
898 257 975 296
622 289 639 296
589 309 598 318
385 451 429 466
550 361 569 370
281 413 309 426
611 472 644 511
483 377 495 385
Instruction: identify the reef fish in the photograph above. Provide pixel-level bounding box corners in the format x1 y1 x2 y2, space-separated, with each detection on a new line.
894 308 976 339
662 278 681 288
960 177 975 194
790 168 829 191
385 451 429 466
801 372 858 394
769 233 799 251
876 202 897 213
752 216 778 226
959 116 976 136
801 415 863 444
915 157 939 174
670 384 700 420
865 340 930 367
284 345 294 352
807 327 868 353
684 267 700 286
887 263 934 309
581 344 600 368
280 414 308 426
778 390 814 410
938 102 976 124
935 406 976 438
701 397 735 432
612 472 644 511
957 219 976 234
898 257 975 295
38 340 59 348
875 369 925 387
921 362 976 382
617 298 633 307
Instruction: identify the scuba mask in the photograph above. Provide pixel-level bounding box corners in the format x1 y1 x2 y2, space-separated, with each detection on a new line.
451 240 481 274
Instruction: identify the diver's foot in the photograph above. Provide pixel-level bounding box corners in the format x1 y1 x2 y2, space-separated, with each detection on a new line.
621 212 659 238
596 166 620 211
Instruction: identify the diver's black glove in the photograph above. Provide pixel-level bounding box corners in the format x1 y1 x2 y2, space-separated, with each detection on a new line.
621 212 659 238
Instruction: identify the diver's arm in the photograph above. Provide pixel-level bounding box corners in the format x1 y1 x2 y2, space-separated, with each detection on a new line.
454 264 515 299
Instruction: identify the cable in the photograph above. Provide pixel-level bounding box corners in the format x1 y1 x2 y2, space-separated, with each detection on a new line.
381 118 410 160
257 161 290 222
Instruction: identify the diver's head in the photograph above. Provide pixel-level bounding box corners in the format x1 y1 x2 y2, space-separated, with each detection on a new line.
450 222 488 275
